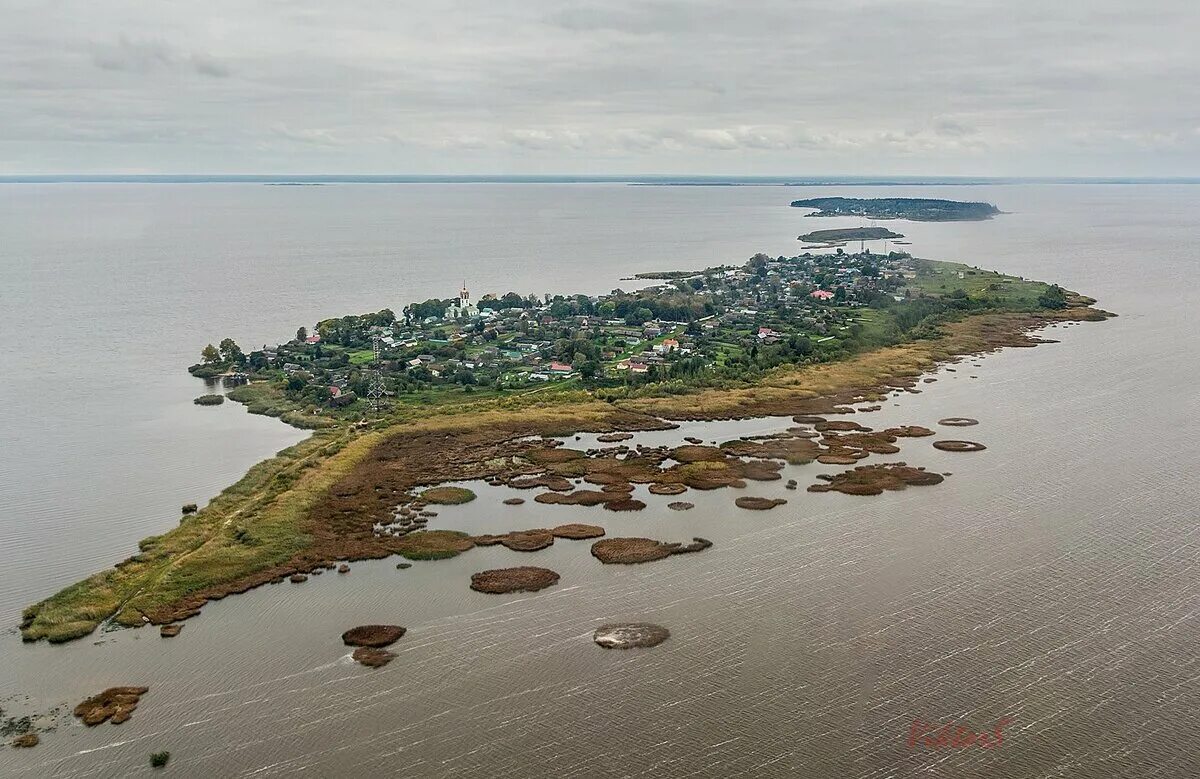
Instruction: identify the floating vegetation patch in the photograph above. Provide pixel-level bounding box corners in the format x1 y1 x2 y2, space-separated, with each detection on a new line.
419 486 477 505
469 566 560 594
74 687 149 726
734 497 788 510
808 462 945 496
932 440 987 452
352 647 396 667
593 623 671 649
341 625 407 647
591 537 711 564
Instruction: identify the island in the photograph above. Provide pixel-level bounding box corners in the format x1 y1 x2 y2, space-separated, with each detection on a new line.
790 197 1001 221
20 239 1111 643
798 227 904 245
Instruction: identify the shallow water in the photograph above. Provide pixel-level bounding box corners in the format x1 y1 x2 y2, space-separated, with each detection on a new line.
1 183 1198 777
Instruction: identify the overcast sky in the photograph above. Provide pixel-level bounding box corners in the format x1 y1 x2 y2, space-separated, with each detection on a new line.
2 0 1197 176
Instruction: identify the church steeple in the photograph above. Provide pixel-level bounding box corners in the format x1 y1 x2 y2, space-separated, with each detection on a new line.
459 280 470 307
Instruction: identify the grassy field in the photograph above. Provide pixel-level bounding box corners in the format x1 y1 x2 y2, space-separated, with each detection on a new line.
910 259 1052 309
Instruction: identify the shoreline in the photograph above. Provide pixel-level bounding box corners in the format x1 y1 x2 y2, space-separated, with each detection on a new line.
20 287 1111 643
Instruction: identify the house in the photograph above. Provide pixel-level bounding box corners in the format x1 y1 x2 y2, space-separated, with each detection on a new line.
549 361 574 373
810 289 835 301
305 334 321 344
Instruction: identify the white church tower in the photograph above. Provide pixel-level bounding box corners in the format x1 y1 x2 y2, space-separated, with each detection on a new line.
448 280 477 319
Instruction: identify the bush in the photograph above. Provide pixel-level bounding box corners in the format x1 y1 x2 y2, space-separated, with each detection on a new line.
150 751 170 768
193 394 225 406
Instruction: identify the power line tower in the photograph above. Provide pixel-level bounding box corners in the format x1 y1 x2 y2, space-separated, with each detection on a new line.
366 334 386 413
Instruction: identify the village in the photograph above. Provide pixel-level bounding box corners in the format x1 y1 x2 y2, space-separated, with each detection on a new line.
196 248 950 410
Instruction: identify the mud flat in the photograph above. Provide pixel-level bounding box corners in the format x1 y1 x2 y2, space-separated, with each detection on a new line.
341 625 406 647
593 623 671 649
938 417 979 427
469 566 560 594
73 686 149 726
668 501 694 511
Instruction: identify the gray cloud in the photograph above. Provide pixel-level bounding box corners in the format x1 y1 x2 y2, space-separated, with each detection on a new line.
90 36 230 78
0 0 1197 175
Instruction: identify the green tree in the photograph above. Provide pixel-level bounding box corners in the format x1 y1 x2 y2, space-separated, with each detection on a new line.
1038 284 1068 309
219 338 245 365
296 326 307 342
201 344 221 364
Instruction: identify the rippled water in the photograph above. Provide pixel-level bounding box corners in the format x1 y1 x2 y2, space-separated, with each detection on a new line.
0 183 1197 777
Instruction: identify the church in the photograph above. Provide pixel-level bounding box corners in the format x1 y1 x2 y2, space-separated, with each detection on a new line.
445 281 478 319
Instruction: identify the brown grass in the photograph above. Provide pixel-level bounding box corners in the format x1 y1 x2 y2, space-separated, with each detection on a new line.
74 687 149 726
808 462 946 495
469 566 560 594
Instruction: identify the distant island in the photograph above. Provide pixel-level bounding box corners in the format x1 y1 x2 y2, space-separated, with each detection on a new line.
791 197 1001 222
798 227 904 244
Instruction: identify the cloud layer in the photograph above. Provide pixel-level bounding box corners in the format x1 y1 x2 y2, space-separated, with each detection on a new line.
1 0 1197 175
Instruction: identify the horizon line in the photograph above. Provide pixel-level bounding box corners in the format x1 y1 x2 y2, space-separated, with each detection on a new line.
2 173 1199 185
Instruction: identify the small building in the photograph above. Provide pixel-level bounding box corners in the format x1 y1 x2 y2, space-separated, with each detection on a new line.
810 289 835 301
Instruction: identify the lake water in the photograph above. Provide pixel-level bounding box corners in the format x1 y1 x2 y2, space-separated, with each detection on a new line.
0 183 1197 777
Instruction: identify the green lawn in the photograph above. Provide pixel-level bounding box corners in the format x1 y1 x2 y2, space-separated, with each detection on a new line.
909 259 1050 309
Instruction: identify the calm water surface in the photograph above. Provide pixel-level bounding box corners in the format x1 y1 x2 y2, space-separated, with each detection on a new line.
0 183 1197 777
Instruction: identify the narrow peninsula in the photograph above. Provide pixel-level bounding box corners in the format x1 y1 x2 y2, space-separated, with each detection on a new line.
21 237 1110 644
